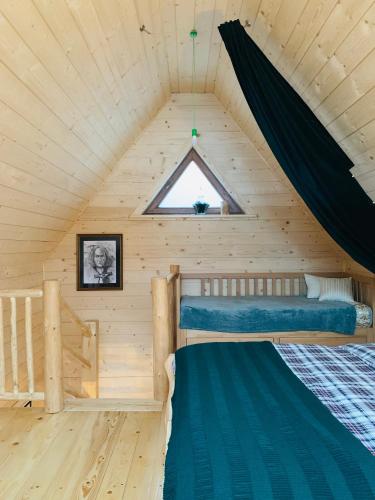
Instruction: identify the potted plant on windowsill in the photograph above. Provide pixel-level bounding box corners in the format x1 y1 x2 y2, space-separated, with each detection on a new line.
193 200 210 215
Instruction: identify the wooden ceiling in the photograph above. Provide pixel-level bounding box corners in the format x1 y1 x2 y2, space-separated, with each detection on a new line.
214 0 375 203
0 0 374 285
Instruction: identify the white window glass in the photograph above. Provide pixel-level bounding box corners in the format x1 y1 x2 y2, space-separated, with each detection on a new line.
159 161 223 208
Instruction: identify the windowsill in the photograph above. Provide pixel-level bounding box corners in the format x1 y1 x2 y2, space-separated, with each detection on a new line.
129 214 258 221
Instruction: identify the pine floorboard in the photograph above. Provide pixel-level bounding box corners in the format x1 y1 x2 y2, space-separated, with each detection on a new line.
0 409 165 499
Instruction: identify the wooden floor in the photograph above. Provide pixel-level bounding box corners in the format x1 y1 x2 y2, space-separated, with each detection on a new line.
0 409 165 499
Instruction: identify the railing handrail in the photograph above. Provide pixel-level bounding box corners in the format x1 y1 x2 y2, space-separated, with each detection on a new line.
166 272 179 283
0 289 43 298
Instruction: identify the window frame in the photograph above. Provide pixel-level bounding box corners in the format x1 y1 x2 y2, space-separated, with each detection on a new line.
143 148 244 215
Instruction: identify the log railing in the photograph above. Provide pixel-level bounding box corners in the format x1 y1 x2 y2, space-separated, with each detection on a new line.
0 288 44 402
0 280 97 413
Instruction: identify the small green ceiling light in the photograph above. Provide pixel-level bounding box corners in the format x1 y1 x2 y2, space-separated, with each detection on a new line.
192 127 198 146
190 28 197 39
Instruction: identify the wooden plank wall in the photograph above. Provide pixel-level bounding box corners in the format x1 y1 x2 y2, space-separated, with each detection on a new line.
0 0 170 290
44 94 345 399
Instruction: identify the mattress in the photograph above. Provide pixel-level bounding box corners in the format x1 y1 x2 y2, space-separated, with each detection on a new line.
179 295 372 335
164 342 375 500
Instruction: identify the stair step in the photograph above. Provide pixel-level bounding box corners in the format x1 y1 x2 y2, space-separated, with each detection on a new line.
63 398 163 412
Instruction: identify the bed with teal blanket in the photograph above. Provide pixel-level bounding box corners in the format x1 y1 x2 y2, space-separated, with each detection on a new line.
164 342 375 500
179 296 373 335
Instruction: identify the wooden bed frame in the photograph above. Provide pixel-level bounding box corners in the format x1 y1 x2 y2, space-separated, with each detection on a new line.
152 265 375 401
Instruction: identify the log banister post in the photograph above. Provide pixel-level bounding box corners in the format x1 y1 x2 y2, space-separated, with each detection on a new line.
152 265 180 401
152 276 171 402
170 264 180 275
43 280 64 413
0 298 4 393
25 296 34 394
10 297 18 394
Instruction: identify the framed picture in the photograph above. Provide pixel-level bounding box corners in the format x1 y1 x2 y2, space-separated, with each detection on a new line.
76 234 123 291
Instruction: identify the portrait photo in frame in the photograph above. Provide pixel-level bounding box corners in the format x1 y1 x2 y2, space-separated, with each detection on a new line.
76 234 123 290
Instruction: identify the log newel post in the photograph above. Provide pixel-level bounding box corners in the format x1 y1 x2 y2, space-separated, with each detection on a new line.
152 265 180 402
43 280 64 413
170 264 180 275
152 276 170 402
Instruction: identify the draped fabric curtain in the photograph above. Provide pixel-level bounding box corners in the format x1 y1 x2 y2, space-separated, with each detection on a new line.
219 20 375 273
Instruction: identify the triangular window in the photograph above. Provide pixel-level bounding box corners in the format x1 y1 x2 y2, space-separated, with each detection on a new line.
144 149 243 214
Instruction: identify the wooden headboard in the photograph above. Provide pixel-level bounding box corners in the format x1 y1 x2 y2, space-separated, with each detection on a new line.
180 272 374 304
152 266 375 401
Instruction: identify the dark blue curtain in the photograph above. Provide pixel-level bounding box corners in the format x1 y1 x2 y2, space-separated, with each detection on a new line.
219 20 375 273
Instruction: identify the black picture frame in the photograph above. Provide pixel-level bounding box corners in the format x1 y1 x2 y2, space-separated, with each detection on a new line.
76 234 123 291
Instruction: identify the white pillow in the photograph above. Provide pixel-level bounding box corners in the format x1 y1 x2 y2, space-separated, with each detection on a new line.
318 277 354 303
304 274 321 298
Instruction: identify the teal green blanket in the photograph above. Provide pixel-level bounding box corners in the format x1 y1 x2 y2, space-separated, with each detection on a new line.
180 296 356 334
164 342 375 499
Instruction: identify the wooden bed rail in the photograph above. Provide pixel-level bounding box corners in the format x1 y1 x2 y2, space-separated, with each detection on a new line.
179 272 374 305
152 265 180 401
0 280 98 412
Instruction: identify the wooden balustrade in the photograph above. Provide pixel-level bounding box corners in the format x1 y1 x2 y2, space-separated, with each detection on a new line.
0 288 44 403
193 273 317 297
0 280 97 412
